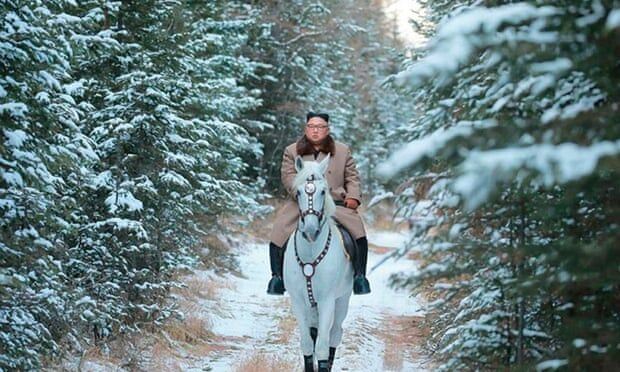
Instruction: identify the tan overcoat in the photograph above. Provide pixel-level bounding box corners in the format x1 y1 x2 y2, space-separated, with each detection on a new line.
270 138 366 247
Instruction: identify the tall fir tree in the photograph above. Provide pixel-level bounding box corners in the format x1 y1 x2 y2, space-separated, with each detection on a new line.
383 0 620 370
1 0 270 368
1 0 99 369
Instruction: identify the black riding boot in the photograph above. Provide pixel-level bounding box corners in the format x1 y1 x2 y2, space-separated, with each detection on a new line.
353 237 371 295
267 242 285 295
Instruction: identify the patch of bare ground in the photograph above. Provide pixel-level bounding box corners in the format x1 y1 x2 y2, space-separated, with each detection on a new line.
232 352 297 372
368 242 393 255
51 275 235 371
376 314 429 371
270 298 297 345
198 234 241 274
220 198 284 242
171 274 235 303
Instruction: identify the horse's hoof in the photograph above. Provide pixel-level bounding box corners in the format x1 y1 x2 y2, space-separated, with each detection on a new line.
318 360 330 372
328 347 336 371
267 276 285 295
353 275 371 295
304 355 314 372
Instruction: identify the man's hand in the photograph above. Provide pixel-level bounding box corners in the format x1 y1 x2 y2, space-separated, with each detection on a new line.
344 198 359 209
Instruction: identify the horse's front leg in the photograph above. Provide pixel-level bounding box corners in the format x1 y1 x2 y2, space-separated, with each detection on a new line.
327 293 352 370
316 298 336 371
290 295 315 371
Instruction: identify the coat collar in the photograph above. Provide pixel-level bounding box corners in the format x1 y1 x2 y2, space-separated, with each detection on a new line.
296 135 336 159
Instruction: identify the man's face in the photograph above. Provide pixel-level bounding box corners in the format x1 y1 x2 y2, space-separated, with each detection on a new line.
304 117 330 144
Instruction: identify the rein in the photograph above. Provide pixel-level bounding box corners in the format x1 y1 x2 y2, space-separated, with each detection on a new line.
293 228 332 308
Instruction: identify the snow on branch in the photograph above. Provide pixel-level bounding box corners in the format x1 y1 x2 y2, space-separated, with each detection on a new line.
377 119 497 178
394 3 560 88
453 140 620 210
605 8 620 30
282 31 326 46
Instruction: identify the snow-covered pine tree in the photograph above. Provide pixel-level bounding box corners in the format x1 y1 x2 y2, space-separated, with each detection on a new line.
69 0 267 340
178 0 268 219
382 0 620 370
335 1 416 199
2 0 269 368
0 1 98 369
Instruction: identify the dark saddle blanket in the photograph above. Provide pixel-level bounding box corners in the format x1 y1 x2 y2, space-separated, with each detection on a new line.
336 223 357 261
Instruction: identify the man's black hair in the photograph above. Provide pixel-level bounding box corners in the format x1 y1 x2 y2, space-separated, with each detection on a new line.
306 111 329 122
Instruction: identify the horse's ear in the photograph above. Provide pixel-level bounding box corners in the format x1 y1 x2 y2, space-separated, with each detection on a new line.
318 153 330 175
295 155 304 172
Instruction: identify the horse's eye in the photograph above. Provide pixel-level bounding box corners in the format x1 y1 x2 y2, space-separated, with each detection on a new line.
322 190 325 195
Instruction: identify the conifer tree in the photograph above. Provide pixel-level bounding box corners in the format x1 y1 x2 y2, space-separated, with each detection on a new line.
1 1 98 369
70 0 268 338
383 0 620 369
1 0 269 368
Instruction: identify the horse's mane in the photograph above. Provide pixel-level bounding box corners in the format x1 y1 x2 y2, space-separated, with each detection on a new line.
293 162 336 220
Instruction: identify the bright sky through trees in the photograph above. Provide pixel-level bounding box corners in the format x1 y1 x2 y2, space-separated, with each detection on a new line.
382 0 427 48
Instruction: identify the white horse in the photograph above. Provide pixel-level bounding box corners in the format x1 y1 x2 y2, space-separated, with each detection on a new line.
283 154 354 372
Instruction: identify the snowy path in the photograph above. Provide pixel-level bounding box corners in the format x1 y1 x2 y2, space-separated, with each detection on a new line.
48 227 433 371
178 229 431 371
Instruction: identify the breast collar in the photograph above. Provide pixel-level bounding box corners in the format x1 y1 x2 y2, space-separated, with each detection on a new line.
293 228 332 307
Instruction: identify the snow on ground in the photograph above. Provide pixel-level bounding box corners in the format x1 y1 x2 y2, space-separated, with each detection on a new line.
44 225 432 371
180 228 431 371
367 229 408 249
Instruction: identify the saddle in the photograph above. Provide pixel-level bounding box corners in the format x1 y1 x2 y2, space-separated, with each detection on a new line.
284 200 356 261
333 200 356 261
336 222 356 262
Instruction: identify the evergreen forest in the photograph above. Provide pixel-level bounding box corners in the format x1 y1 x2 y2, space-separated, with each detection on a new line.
1 0 619 370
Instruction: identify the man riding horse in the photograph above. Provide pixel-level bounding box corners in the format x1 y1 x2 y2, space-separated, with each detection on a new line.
267 111 371 296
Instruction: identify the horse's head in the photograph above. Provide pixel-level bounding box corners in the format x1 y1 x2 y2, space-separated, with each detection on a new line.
293 154 336 242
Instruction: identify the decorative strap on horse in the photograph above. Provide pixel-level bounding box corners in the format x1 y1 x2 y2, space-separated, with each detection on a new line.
299 174 324 222
294 228 332 307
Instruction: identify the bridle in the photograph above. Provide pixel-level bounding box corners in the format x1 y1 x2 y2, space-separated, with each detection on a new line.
298 174 325 227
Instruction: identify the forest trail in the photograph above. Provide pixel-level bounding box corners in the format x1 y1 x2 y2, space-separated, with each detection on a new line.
49 210 434 372
180 230 431 372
